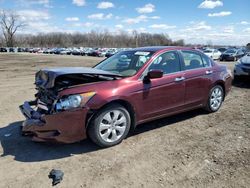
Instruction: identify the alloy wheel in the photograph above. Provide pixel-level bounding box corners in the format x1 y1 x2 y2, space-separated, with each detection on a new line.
98 110 127 143
210 87 223 111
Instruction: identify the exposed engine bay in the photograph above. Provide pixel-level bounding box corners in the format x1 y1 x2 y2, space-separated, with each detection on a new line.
33 67 122 114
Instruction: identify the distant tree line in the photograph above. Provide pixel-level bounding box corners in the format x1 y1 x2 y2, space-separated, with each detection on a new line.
0 10 184 48
0 30 185 48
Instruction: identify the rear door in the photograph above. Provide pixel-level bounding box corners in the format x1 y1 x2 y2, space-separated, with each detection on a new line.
179 50 213 107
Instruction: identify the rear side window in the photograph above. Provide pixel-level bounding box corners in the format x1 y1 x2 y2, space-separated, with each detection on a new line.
149 51 180 74
181 51 204 70
202 54 212 67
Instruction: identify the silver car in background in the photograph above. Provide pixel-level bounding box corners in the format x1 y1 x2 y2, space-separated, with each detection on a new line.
234 53 250 78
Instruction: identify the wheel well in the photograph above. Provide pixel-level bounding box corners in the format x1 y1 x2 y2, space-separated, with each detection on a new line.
86 100 136 132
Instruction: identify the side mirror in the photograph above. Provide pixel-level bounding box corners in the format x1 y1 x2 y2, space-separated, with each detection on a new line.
143 69 163 83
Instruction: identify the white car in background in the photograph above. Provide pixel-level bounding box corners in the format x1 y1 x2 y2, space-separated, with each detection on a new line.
204 49 221 60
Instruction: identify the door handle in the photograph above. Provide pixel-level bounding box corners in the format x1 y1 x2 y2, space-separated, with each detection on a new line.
175 76 185 82
205 70 213 75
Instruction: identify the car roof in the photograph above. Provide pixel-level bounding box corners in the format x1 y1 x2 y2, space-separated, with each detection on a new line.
131 46 194 52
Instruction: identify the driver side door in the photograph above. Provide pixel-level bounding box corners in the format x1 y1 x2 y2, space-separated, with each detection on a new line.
132 50 185 123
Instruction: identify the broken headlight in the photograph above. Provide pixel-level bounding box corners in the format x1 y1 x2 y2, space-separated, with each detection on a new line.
55 92 96 111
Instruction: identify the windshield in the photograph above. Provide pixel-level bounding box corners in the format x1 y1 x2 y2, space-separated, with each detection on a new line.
94 50 154 77
225 49 236 54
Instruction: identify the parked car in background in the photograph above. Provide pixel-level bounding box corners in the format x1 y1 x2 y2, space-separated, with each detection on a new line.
204 49 221 60
43 48 51 54
88 48 107 57
37 49 45 53
54 48 65 55
29 48 41 53
97 49 108 57
220 48 245 61
72 48 82 56
20 46 232 147
17 47 25 52
49 48 58 54
9 47 15 52
105 49 118 58
234 52 250 78
217 47 228 53
60 48 72 55
0 47 7 52
82 48 93 56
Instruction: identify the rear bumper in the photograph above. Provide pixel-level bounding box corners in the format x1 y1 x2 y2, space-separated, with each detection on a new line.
19 101 88 143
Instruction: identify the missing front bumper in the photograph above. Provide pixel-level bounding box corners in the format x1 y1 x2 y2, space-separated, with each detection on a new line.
19 101 88 143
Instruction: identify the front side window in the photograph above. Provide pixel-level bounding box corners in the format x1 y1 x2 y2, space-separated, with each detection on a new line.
181 51 204 70
148 51 181 74
94 50 154 77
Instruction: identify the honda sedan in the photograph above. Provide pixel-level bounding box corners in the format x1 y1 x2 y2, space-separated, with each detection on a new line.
20 46 232 147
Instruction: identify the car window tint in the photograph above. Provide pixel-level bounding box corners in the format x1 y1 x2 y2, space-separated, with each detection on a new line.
202 54 212 67
149 51 180 74
181 51 204 70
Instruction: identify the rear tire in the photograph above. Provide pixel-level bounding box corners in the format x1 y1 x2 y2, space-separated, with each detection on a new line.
88 104 131 147
205 85 224 113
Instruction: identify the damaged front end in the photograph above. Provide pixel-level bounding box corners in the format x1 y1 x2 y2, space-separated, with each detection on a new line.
19 67 121 143
19 86 90 143
20 101 88 143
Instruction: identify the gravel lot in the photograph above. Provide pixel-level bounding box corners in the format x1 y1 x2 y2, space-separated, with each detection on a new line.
0 53 249 188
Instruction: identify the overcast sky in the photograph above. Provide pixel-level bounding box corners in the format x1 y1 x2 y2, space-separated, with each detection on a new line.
1 0 250 45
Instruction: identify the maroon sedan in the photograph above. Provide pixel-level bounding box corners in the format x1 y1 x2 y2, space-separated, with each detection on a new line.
20 46 232 147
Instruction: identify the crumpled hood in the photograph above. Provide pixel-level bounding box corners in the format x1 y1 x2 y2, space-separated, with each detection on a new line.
40 67 120 75
35 67 121 89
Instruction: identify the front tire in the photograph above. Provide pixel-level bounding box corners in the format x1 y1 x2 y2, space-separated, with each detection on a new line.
205 85 224 113
88 104 131 147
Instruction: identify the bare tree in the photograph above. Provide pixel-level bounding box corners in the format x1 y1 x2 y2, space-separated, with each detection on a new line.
0 10 25 47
